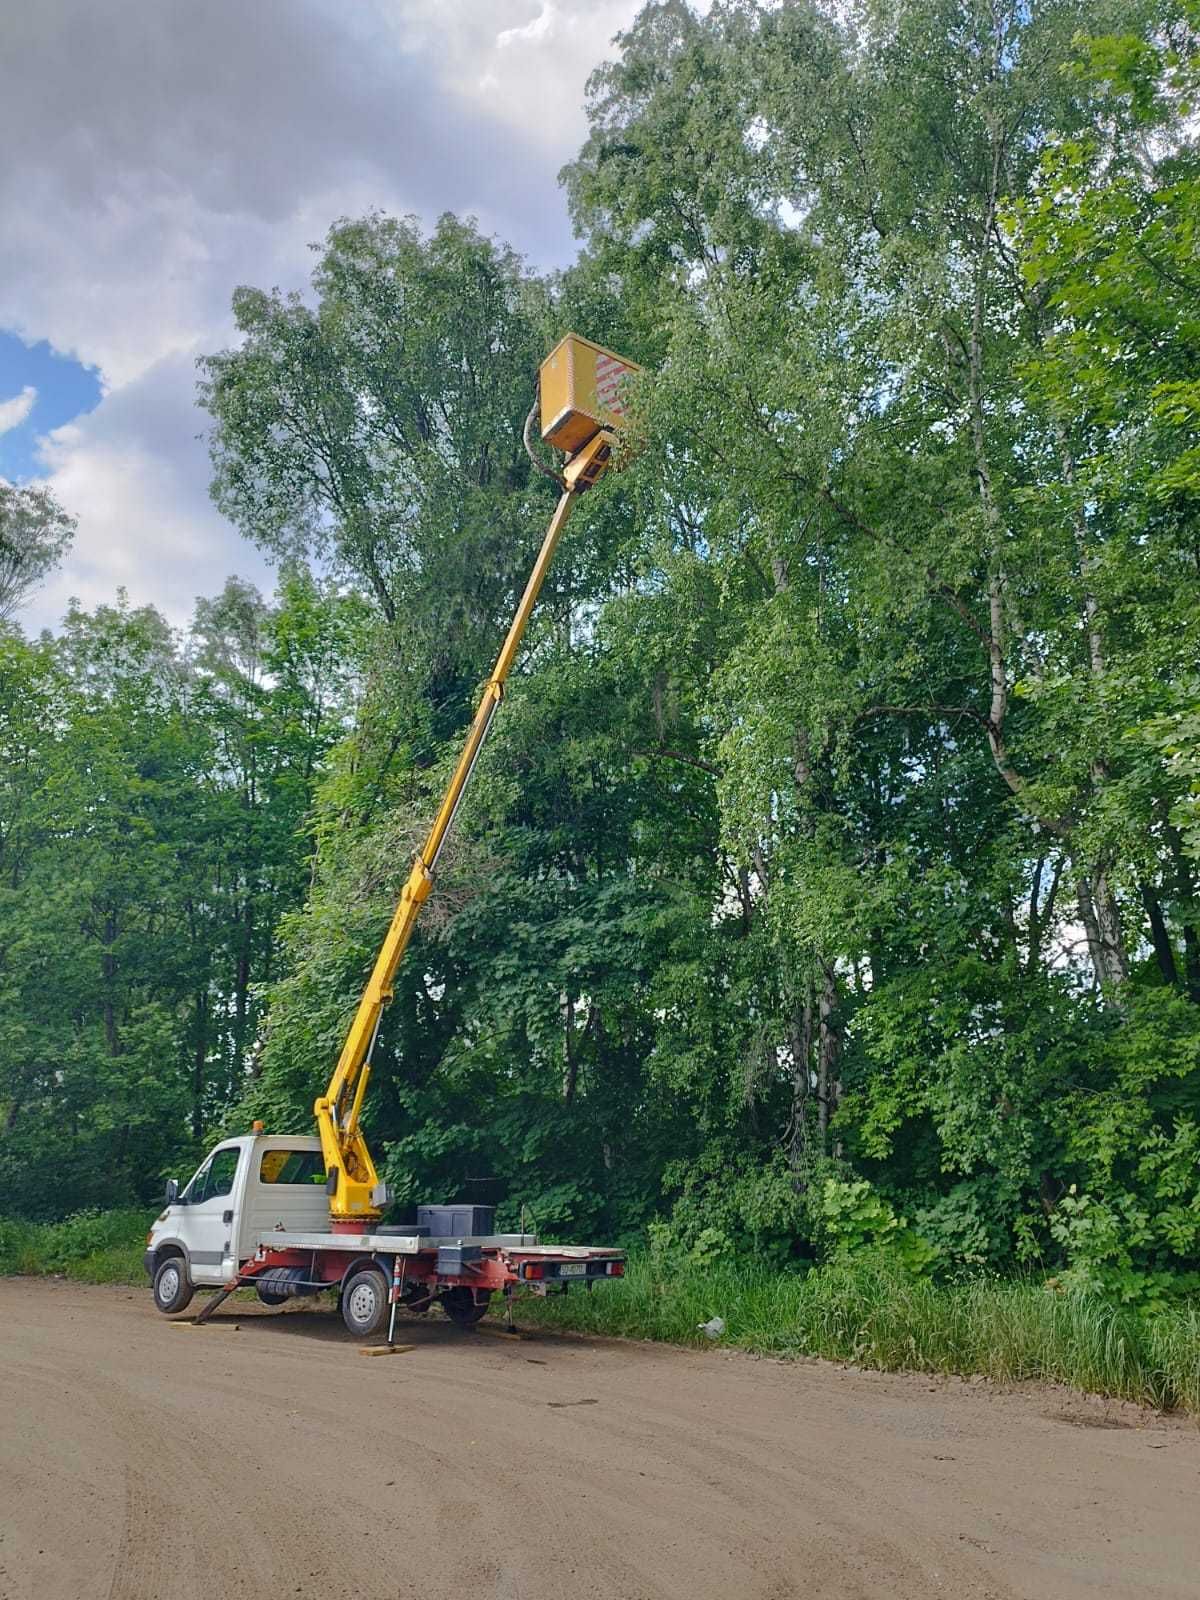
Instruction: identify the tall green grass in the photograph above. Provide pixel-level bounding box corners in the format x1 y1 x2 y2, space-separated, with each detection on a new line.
521 1252 1200 1413
0 1208 150 1284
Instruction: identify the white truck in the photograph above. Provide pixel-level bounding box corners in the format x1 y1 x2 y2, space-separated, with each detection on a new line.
144 1132 624 1337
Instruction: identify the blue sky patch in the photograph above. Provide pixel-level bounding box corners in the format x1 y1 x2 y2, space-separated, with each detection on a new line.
0 330 103 481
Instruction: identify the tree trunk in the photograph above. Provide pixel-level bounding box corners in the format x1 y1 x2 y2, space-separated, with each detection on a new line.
1139 885 1179 987
101 909 119 1057
1057 431 1130 989
192 990 208 1140
1164 820 1200 1002
562 992 581 1104
817 965 840 1147
232 896 253 1069
1183 925 1200 1007
1078 870 1128 991
786 992 814 1176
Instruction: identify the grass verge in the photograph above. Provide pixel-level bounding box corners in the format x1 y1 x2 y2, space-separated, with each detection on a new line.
0 1208 150 1284
518 1252 1200 1413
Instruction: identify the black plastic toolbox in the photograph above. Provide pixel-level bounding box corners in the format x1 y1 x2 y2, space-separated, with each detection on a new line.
417 1204 495 1237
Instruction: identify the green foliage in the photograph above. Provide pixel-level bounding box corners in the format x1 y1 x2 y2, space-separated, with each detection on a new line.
0 481 74 620
202 0 1200 1282
660 1145 807 1261
913 1180 1015 1274
817 1178 938 1277
0 574 355 1217
0 1208 149 1282
1048 1183 1200 1312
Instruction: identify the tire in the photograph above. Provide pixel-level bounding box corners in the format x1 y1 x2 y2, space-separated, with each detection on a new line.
256 1284 289 1307
340 1267 390 1338
152 1253 194 1315
440 1287 490 1329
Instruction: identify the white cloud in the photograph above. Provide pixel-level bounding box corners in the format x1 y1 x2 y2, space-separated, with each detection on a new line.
26 352 272 633
498 3 559 48
1 1 644 632
0 385 37 435
398 1 641 155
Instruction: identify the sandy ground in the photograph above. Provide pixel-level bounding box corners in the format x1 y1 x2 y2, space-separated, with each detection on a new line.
1 1279 1197 1600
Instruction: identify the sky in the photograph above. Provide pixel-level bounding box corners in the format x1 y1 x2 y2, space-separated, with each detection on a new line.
0 0 646 634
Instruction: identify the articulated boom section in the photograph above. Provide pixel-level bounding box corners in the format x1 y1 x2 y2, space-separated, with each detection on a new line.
316 341 638 1223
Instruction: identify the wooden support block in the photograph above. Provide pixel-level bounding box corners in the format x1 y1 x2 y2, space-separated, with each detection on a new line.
358 1343 416 1357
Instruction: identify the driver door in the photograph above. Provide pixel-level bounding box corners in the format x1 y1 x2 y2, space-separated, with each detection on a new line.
177 1145 242 1284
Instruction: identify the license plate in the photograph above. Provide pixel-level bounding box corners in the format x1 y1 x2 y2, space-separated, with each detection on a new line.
558 1261 587 1277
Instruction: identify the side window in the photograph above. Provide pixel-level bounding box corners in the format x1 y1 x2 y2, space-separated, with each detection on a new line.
207 1148 241 1198
259 1149 326 1186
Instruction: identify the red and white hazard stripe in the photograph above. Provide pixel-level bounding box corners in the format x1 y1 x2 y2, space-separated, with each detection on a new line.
594 352 631 415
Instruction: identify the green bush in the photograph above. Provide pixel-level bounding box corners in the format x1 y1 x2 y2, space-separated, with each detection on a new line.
0 1208 150 1283
913 1179 1015 1274
661 1144 808 1261
1048 1186 1200 1313
817 1177 938 1276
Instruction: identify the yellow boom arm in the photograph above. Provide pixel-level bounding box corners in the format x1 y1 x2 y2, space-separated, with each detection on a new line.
316 417 625 1220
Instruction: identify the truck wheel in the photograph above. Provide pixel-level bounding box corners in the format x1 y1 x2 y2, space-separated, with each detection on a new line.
440 1287 490 1329
256 1284 289 1307
152 1254 194 1315
340 1268 389 1338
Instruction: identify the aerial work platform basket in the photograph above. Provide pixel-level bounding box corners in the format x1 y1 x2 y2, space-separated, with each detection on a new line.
539 333 641 457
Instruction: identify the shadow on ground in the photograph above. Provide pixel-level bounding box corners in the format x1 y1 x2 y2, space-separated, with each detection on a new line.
178 1294 563 1352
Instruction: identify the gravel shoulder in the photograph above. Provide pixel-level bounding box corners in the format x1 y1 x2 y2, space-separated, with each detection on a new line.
1 1277 1196 1600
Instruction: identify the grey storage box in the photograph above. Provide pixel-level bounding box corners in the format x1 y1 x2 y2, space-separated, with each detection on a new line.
417 1204 495 1238
437 1243 483 1275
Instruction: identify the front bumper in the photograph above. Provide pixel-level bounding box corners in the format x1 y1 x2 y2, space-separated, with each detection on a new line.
142 1249 155 1278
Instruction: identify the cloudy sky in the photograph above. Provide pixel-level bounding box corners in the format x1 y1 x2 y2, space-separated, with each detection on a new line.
0 1 647 633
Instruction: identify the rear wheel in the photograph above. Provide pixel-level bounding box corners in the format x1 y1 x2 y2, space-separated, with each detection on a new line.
152 1254 194 1315
440 1287 490 1329
340 1268 389 1338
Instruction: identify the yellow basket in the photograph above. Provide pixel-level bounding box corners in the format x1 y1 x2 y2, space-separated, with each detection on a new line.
539 333 640 457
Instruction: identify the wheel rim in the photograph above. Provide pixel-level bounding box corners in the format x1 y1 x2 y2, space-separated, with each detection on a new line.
347 1279 377 1324
159 1264 180 1302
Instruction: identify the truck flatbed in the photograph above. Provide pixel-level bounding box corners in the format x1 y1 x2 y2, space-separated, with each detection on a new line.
255 1230 621 1259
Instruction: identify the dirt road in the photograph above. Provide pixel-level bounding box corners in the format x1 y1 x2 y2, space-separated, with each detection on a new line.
1 1279 1196 1600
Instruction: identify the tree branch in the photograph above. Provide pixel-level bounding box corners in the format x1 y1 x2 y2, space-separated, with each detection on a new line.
634 746 722 779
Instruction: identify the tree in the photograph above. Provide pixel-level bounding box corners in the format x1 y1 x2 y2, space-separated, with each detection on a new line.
201 214 559 726
0 483 74 620
0 577 352 1216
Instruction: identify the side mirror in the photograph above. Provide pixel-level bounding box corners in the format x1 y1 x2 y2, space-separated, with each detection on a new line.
164 1178 179 1205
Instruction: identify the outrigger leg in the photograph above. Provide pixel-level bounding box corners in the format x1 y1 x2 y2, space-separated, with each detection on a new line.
194 1280 239 1323
195 1260 262 1323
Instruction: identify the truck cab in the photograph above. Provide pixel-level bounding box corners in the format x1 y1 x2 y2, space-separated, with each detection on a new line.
146 1135 329 1294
